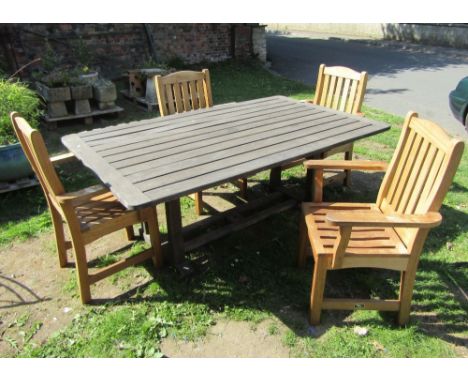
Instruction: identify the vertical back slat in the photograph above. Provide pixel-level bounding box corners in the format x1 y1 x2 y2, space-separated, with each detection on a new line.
172 83 184 113
339 78 351 112
405 144 438 214
396 138 430 213
320 74 330 106
196 79 206 108
415 149 446 213
385 128 417 206
189 80 199 109
332 77 344 110
180 82 191 111
346 80 358 113
391 133 423 210
165 84 176 115
325 75 337 108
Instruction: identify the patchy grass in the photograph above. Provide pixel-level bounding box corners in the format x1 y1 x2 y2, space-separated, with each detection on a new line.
1 60 466 358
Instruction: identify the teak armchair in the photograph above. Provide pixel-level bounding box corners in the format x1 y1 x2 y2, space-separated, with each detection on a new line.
282 64 368 187
10 113 163 304
298 111 464 325
154 69 247 215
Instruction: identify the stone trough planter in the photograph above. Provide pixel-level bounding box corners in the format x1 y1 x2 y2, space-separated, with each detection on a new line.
36 82 71 118
71 84 93 114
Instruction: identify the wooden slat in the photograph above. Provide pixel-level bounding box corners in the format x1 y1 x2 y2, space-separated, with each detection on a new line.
84 97 289 144
172 83 184 113
386 128 416 205
339 78 351 112
322 298 400 311
320 74 330 105
416 148 445 213
78 97 266 138
189 80 199 109
133 120 372 189
116 114 347 173
325 75 337 107
165 84 176 115
346 80 358 113
196 79 206 108
88 248 153 284
180 82 191 111
404 145 434 214
103 106 326 162
140 124 385 204
332 77 344 110
396 138 430 213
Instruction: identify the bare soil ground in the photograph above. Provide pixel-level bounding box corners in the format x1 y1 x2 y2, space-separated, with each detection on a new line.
161 319 291 358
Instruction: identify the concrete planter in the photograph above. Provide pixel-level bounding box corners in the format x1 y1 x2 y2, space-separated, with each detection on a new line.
93 79 118 110
71 85 93 115
71 85 93 100
36 82 71 118
0 142 33 182
36 82 71 102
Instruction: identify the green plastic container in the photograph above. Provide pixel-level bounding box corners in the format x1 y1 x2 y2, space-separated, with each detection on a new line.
0 142 33 182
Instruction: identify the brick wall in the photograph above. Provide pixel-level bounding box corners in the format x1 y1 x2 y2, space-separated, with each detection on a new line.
0 23 266 78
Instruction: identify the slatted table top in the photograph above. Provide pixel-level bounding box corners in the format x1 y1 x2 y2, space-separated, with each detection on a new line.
62 96 390 209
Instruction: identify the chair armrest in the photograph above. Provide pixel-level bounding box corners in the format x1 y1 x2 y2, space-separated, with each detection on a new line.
304 159 388 171
326 210 442 228
56 185 108 206
299 99 315 104
50 152 76 165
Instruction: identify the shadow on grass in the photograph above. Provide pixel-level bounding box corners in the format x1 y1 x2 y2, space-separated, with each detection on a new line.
88 172 468 351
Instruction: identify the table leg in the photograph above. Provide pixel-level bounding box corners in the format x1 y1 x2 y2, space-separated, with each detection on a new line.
269 167 282 191
305 168 314 201
165 198 185 265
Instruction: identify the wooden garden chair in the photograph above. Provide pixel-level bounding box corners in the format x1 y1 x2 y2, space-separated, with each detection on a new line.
154 69 247 215
282 64 368 187
10 113 163 304
298 111 464 325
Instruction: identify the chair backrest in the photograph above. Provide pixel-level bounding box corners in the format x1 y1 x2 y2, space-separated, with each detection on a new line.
10 113 65 205
313 64 367 114
154 69 213 116
377 111 464 247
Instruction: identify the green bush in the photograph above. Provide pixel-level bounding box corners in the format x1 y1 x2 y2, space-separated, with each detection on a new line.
0 79 41 145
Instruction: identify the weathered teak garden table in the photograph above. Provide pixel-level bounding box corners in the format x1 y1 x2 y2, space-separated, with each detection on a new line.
62 96 389 265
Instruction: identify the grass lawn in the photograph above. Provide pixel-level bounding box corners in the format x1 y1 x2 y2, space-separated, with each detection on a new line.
1 60 467 358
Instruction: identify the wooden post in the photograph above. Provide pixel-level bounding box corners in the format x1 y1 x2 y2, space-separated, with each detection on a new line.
165 198 185 265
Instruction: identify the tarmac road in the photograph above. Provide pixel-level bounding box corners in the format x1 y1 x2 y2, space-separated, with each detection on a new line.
267 32 468 138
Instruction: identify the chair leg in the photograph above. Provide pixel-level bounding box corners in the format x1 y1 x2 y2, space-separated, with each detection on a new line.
309 256 328 325
344 146 353 187
398 269 418 325
194 191 203 216
297 216 309 268
50 206 68 268
125 225 136 241
145 210 164 268
238 177 248 199
70 237 91 304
